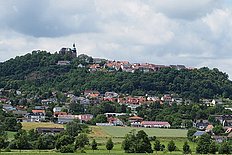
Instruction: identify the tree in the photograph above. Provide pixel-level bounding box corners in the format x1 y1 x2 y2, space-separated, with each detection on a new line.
135 130 153 153
94 114 107 123
36 134 55 150
187 128 197 142
196 133 211 154
55 135 74 150
91 139 98 152
14 129 31 151
28 129 39 142
36 135 43 152
106 138 114 153
167 140 176 152
60 144 75 153
0 135 8 152
122 130 136 153
183 141 191 154
4 117 22 132
218 142 230 154
66 120 88 137
212 125 224 135
75 134 89 149
122 130 152 153
160 144 165 151
209 141 218 154
154 139 161 153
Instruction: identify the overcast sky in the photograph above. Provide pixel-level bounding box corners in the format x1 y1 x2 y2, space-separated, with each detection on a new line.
1 0 232 78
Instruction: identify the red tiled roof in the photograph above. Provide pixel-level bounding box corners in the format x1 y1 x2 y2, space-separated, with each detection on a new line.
141 121 170 126
32 110 45 113
129 116 143 120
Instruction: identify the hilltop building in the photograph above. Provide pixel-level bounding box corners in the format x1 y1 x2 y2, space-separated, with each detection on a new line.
59 43 77 58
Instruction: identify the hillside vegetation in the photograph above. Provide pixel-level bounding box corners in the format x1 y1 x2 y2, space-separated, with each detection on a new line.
1 51 232 101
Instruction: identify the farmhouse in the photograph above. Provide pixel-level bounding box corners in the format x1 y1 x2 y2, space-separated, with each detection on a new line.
58 114 93 124
36 127 64 134
141 121 171 128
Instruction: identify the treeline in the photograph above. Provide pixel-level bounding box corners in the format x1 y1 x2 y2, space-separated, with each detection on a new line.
1 51 232 101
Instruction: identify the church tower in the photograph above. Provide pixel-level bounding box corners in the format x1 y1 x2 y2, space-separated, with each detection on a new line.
72 43 77 57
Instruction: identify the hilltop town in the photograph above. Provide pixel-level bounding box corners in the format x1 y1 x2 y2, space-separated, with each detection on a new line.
0 45 232 154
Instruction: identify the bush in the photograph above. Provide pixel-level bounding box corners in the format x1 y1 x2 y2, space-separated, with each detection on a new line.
60 144 75 153
4 148 11 152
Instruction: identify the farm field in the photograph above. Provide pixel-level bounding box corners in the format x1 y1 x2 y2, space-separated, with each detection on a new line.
21 122 64 131
90 126 188 138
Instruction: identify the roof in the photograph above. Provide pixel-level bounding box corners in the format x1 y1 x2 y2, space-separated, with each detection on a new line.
193 131 206 136
128 116 143 120
32 110 45 113
141 121 170 126
206 125 214 131
228 132 232 138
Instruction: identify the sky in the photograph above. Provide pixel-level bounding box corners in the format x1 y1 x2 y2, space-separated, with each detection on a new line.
1 0 232 78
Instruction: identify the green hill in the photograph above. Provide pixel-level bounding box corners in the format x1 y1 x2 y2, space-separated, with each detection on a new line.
1 51 232 101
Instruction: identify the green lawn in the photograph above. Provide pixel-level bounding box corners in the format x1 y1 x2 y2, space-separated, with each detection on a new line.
98 126 187 138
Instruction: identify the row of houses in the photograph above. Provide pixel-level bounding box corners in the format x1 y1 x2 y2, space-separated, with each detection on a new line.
88 60 190 73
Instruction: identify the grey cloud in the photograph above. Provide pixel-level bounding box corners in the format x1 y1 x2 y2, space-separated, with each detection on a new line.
2 0 100 37
1 0 232 78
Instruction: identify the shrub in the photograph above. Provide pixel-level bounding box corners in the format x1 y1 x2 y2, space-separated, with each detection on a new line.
60 144 75 153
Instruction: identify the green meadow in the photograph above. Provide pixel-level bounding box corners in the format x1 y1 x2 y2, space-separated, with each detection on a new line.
1 123 195 155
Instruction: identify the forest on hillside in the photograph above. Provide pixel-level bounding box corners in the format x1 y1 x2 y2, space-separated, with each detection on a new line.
0 51 232 101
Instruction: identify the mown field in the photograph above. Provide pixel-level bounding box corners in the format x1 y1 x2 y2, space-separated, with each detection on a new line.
96 126 188 138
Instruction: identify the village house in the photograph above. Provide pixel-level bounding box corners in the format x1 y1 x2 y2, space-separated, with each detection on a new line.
54 112 67 118
84 90 100 98
161 94 173 104
214 115 232 127
105 92 118 98
25 110 46 122
129 116 143 127
211 99 223 106
0 98 8 103
41 98 56 105
36 127 64 134
2 104 16 112
107 117 123 126
78 114 94 123
53 107 62 113
170 65 186 70
172 97 183 105
104 113 127 118
201 99 212 106
58 114 79 124
193 120 210 130
57 60 70 65
205 124 214 133
147 96 160 102
88 64 101 72
193 131 206 137
58 114 93 124
141 121 171 128
118 96 146 105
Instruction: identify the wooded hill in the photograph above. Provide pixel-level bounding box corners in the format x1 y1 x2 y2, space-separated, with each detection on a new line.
1 51 232 101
